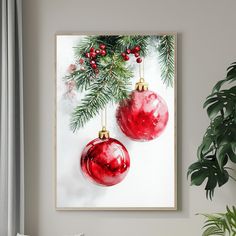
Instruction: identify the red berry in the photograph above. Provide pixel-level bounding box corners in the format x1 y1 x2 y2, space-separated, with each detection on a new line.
79 58 84 64
85 52 90 58
90 47 95 52
100 49 106 56
124 55 129 61
131 49 135 54
134 52 139 58
136 58 142 63
95 49 100 54
126 49 131 54
90 60 96 65
134 45 141 52
121 52 126 57
90 52 97 58
99 44 106 50
91 64 97 69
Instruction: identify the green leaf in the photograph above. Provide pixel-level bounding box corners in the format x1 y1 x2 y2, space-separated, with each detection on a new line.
217 170 229 187
232 143 236 154
207 102 224 119
216 144 230 170
199 206 236 236
203 97 219 109
191 169 208 186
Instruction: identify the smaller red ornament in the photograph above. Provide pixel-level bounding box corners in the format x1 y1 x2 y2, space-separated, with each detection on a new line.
85 52 90 58
136 58 142 63
91 64 97 69
134 45 141 52
134 52 139 58
99 44 106 50
100 49 106 56
95 49 100 54
121 52 126 57
116 79 169 141
90 52 97 58
124 55 129 61
90 47 95 52
126 49 131 54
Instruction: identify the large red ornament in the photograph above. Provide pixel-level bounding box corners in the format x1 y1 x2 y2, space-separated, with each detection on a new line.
116 79 169 141
81 129 130 186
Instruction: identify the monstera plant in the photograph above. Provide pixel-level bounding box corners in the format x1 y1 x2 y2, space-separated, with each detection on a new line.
187 62 236 236
188 62 236 199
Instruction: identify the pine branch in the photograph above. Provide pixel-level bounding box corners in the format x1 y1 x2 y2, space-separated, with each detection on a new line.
109 67 132 103
66 35 175 131
70 76 113 131
157 35 175 87
64 67 94 92
116 36 150 57
70 54 133 131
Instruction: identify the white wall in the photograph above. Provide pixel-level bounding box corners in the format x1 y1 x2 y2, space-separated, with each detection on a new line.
23 0 236 235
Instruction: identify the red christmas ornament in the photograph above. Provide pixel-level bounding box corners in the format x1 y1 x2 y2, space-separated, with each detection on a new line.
116 79 169 141
85 52 90 58
134 52 139 58
81 128 130 186
90 47 95 52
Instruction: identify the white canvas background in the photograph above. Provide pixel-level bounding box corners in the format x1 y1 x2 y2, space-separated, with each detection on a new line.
56 35 175 208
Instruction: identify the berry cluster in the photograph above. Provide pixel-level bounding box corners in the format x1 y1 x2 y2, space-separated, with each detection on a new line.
85 44 107 71
121 45 142 63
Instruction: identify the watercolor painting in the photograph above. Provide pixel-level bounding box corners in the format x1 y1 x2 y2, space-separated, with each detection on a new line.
55 34 177 209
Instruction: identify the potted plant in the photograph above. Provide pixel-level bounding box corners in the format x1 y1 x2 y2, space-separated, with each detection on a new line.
188 62 236 235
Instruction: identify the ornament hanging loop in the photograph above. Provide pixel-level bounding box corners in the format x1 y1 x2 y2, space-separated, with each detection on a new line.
99 107 110 139
136 58 148 91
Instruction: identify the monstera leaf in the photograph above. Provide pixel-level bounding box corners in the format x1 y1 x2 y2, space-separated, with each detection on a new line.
188 62 236 199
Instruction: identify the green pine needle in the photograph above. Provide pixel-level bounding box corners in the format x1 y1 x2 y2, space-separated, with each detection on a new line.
158 35 175 87
70 77 113 131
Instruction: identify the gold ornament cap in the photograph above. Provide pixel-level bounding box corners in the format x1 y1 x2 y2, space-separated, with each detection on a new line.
98 127 110 139
135 78 148 91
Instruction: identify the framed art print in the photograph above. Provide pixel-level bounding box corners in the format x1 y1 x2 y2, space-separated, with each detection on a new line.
55 33 177 210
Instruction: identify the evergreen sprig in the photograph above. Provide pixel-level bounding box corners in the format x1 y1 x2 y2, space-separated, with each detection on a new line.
70 53 133 130
157 35 175 87
64 35 176 131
